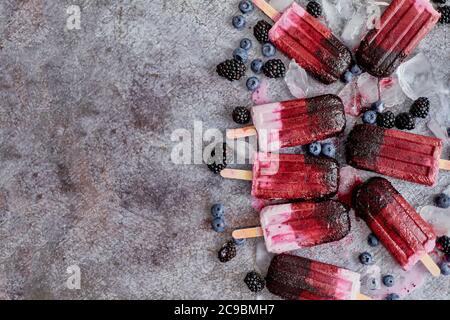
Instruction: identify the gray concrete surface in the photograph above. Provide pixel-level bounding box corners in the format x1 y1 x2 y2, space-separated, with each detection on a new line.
0 0 448 300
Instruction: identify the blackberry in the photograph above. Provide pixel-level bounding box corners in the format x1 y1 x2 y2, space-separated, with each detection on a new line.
211 143 232 165
377 111 395 128
306 1 322 18
207 154 227 174
438 6 450 24
410 97 430 118
232 106 251 124
395 112 415 130
218 241 236 263
437 236 450 256
432 0 446 3
244 271 266 293
216 59 246 81
254 20 272 43
263 59 286 78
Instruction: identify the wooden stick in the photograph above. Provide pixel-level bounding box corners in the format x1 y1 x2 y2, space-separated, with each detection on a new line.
439 159 450 170
220 168 253 181
420 254 441 277
356 293 372 300
232 227 264 239
252 0 281 21
226 126 257 140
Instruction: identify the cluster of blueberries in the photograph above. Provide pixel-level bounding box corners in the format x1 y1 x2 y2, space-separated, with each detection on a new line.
359 234 400 300
307 141 336 158
231 1 278 91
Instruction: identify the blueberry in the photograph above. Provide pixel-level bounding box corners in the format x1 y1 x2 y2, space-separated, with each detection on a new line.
246 77 260 91
371 100 385 113
251 59 263 74
382 275 395 287
359 252 373 265
363 110 377 124
232 15 246 29
233 48 248 63
447 127 450 136
367 233 379 247
233 237 246 246
440 262 450 276
262 43 276 57
350 64 363 76
435 193 450 209
240 38 252 51
321 143 336 158
239 0 254 13
385 293 400 300
211 204 224 218
308 142 322 156
211 217 225 233
342 70 353 84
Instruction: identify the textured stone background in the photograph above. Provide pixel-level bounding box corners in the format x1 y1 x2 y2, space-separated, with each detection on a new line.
0 0 448 300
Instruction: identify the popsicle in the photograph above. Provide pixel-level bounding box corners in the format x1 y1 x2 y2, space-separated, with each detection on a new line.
356 0 441 78
232 200 350 253
227 95 346 153
252 0 352 84
346 124 449 186
221 152 339 201
266 254 370 300
353 177 440 276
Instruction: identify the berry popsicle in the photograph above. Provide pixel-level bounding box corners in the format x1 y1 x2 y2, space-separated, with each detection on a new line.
252 0 352 84
353 177 440 276
356 0 441 78
227 95 346 152
346 124 449 186
221 152 339 201
232 200 350 253
266 254 370 300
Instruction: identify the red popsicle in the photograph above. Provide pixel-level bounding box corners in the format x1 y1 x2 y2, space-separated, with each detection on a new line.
253 0 352 84
353 177 440 275
346 124 447 186
266 254 369 300
356 0 441 77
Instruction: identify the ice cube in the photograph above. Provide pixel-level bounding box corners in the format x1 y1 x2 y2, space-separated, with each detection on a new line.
322 0 342 33
419 205 450 236
357 72 379 105
396 53 438 100
269 0 294 12
339 81 363 116
357 73 406 108
255 238 273 273
336 0 356 20
341 7 368 49
285 60 308 99
427 91 450 142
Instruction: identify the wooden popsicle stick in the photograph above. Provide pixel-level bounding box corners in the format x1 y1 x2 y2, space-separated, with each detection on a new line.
356 293 372 300
252 0 281 21
226 126 257 140
232 227 264 239
439 159 450 170
220 168 253 181
420 254 441 277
